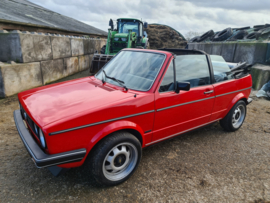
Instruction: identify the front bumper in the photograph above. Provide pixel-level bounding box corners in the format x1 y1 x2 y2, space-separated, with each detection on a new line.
13 110 86 168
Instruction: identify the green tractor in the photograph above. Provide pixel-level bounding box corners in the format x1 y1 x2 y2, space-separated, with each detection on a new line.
90 18 150 74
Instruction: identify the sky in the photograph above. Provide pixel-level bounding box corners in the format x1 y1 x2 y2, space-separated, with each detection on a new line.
29 0 270 37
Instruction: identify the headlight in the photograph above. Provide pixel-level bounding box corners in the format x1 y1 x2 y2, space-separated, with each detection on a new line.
39 128 46 149
34 124 39 135
121 38 127 41
114 37 119 41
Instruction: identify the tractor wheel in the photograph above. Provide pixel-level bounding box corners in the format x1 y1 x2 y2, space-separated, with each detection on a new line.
100 45 106 54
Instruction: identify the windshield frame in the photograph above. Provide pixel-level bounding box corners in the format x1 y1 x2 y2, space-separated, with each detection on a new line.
94 50 167 92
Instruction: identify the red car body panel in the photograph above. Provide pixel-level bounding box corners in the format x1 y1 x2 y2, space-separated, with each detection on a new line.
16 49 252 169
153 84 215 142
210 75 252 121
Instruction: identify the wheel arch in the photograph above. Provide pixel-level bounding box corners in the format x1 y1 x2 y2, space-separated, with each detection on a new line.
86 121 144 157
241 97 248 105
226 92 248 115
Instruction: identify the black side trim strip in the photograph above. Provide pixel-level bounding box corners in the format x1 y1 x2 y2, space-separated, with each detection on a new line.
49 110 155 135
156 87 252 112
215 87 251 97
145 118 221 146
14 110 86 168
144 130 152 133
157 96 215 112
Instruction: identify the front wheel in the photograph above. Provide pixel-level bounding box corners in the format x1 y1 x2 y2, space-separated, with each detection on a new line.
220 100 246 132
87 131 142 186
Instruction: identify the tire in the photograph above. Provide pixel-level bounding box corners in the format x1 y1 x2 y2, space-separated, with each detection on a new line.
256 29 264 40
220 100 246 132
244 32 257 40
227 30 248 41
210 32 219 41
253 27 262 31
233 26 250 31
87 131 142 186
213 28 233 41
264 24 270 28
189 36 199 43
255 27 270 40
253 25 265 29
197 30 214 42
100 45 106 54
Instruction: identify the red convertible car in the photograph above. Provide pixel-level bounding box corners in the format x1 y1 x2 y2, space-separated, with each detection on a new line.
14 48 252 186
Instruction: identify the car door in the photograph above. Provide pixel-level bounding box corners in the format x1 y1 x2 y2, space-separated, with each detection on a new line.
208 55 238 121
152 55 215 143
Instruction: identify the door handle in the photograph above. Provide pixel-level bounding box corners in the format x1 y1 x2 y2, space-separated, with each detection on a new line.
204 90 214 94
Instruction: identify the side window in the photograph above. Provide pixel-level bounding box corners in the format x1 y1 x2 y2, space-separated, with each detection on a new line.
175 55 210 88
210 55 235 82
159 61 175 92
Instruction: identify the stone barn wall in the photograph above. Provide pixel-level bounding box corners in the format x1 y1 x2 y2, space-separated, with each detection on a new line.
0 30 106 97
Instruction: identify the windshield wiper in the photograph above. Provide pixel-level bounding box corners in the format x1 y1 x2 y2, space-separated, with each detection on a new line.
102 70 128 91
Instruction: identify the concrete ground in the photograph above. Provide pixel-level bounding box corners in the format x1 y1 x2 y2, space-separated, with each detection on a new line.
0 70 270 202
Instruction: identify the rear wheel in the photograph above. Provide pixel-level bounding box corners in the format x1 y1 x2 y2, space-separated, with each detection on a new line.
87 131 142 186
220 100 246 132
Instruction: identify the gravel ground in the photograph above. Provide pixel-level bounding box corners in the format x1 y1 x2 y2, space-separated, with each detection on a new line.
0 71 270 202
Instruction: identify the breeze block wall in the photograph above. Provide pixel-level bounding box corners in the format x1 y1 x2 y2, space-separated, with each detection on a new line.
0 30 106 97
188 42 270 90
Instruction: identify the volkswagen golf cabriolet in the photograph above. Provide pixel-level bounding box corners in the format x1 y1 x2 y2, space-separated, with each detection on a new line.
14 48 252 186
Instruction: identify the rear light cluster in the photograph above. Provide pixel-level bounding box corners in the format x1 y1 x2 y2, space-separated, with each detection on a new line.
19 103 46 148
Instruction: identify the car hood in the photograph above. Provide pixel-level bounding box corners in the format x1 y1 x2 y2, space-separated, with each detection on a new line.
19 77 134 127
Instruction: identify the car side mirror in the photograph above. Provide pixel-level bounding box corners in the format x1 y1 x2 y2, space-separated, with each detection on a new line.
175 82 190 93
144 22 148 28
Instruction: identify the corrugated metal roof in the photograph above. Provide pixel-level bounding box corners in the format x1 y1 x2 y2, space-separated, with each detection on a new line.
0 0 107 36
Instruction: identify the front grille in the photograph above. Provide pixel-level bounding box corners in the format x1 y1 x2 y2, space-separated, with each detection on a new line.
20 104 39 139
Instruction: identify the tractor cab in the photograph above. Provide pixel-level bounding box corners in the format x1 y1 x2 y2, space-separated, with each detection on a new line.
106 18 149 54
90 18 149 75
117 18 143 37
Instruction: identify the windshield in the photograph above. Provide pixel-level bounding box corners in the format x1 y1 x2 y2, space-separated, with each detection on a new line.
118 21 139 35
95 51 165 91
